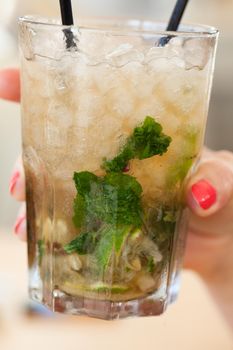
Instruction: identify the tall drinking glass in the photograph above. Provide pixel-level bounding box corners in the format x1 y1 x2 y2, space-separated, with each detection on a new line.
19 16 218 320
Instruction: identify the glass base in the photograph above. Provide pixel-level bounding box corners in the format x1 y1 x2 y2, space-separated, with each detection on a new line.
30 287 167 320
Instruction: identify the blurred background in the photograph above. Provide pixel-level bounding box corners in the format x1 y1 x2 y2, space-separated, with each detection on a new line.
0 1 233 349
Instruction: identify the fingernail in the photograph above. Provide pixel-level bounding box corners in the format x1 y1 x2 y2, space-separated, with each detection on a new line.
14 215 26 240
191 180 217 210
9 171 20 195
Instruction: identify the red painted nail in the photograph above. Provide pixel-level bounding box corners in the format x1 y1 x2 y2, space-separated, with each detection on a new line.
191 180 217 210
14 215 26 235
9 171 20 195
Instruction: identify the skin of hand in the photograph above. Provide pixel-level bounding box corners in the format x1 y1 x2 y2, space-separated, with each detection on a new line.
1 69 233 326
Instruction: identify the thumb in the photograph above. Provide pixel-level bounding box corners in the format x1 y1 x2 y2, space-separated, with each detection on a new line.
186 156 233 217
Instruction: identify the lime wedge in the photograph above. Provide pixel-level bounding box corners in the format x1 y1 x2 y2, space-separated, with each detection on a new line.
86 283 130 294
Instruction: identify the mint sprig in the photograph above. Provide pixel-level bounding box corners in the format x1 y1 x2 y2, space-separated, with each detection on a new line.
103 116 172 172
65 116 172 275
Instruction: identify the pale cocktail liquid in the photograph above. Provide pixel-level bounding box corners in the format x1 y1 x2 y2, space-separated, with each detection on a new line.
19 18 218 319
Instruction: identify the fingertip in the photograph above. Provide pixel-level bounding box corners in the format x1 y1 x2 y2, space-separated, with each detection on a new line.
187 158 233 217
14 215 27 241
0 68 20 102
187 179 217 217
14 204 27 241
14 217 27 242
9 158 25 201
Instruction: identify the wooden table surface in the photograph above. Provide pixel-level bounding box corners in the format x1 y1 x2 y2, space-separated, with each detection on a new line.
0 231 232 350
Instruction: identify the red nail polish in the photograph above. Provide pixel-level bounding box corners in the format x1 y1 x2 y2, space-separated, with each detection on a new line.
191 180 217 210
14 215 26 235
9 171 20 194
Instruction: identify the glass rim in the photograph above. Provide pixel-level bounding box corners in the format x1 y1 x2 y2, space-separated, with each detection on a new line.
18 15 219 38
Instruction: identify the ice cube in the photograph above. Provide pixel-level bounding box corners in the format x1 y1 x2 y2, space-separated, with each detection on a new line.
92 65 118 94
136 274 156 292
107 87 135 118
147 56 173 75
146 37 184 64
75 92 105 128
88 115 123 164
134 99 164 126
145 46 166 64
156 66 204 117
121 63 156 100
23 60 57 99
106 43 144 67
19 26 36 60
72 63 94 95
184 38 212 70
45 122 68 148
47 102 72 128
168 37 184 55
53 74 68 92
32 29 66 60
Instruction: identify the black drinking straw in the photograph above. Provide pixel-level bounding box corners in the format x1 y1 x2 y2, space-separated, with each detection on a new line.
59 0 76 49
167 0 189 31
59 0 74 25
159 0 189 46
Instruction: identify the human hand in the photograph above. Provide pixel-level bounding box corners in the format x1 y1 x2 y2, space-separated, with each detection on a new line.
184 148 233 327
184 148 233 279
0 69 26 240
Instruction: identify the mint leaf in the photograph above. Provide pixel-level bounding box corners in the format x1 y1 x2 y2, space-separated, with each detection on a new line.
73 171 99 196
73 194 86 228
64 231 99 255
95 226 115 273
95 225 132 273
69 172 143 260
73 172 99 229
114 226 131 255
73 172 143 230
133 116 171 159
103 144 134 174
103 116 172 172
103 173 143 226
73 171 105 230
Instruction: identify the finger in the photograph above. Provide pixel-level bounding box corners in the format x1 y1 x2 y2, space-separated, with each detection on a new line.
184 197 233 272
14 203 27 241
9 156 25 201
186 158 233 217
216 150 233 164
0 69 20 102
184 221 233 276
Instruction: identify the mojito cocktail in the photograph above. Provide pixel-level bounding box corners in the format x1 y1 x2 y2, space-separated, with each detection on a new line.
19 17 218 319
